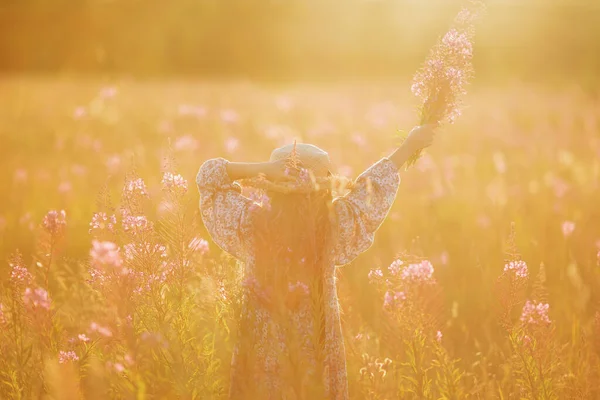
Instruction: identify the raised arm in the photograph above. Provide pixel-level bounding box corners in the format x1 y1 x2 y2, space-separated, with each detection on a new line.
388 124 437 170
196 158 257 262
332 124 437 265
196 157 292 261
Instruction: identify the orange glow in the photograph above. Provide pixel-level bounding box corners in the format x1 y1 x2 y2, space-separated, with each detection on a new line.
1 0 599 398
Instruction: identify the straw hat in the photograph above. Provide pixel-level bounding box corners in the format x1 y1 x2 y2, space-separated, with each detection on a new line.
238 142 353 194
269 143 332 177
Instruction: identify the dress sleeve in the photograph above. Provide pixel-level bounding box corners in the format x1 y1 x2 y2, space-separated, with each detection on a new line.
332 158 400 266
196 158 254 262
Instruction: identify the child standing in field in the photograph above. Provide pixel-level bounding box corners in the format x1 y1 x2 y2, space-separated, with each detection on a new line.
196 124 436 399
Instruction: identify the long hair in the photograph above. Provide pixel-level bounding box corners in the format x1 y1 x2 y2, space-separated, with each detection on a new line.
253 189 334 293
233 187 336 398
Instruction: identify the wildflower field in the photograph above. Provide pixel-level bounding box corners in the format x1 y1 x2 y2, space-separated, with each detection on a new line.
1 76 600 399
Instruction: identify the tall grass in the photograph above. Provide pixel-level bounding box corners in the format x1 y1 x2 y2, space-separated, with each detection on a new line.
0 77 599 399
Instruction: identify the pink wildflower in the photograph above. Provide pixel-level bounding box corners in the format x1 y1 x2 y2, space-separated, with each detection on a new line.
406 3 480 166
225 137 239 153
58 181 72 194
122 214 153 235
140 331 166 347
455 6 479 26
352 134 367 147
400 260 435 284
162 172 188 194
520 300 551 326
10 262 34 287
99 86 117 99
217 284 228 301
394 291 406 302
504 260 529 279
123 178 148 199
275 96 293 111
124 353 134 366
73 106 86 119
78 333 90 342
220 109 239 123
440 251 450 265
14 169 28 183
388 259 404 275
248 190 271 212
71 164 87 177
90 322 113 337
58 350 79 364
114 363 125 373
383 291 394 308
124 242 168 260
90 240 123 269
441 28 473 60
436 330 443 343
493 152 507 174
299 168 310 182
562 221 575 238
178 104 206 117
189 237 209 255
551 178 569 198
132 269 171 296
477 214 491 229
383 291 406 309
174 135 199 151
42 210 67 236
88 268 107 287
89 212 117 235
123 242 168 261
23 287 51 310
106 155 121 173
368 269 383 283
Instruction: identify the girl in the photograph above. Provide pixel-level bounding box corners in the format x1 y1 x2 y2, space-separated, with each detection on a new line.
196 124 436 399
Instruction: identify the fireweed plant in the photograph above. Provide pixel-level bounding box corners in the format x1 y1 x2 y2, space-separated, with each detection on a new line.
2 32 600 400
0 167 227 398
404 1 484 167
2 159 600 397
363 253 459 400
493 224 565 399
352 220 600 400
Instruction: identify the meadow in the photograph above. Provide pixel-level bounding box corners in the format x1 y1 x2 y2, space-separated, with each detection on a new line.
0 76 599 399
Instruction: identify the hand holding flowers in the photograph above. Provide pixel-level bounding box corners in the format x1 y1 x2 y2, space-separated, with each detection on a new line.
404 1 484 168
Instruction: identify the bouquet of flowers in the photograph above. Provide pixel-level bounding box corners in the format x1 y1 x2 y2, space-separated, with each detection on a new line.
405 1 485 167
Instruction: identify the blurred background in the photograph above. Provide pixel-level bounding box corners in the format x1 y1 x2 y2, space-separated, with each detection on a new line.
1 0 599 84
1 1 600 398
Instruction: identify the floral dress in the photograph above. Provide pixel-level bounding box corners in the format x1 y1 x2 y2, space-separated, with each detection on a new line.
196 157 400 400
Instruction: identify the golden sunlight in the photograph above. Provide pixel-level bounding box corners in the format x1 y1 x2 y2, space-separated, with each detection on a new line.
1 0 599 399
